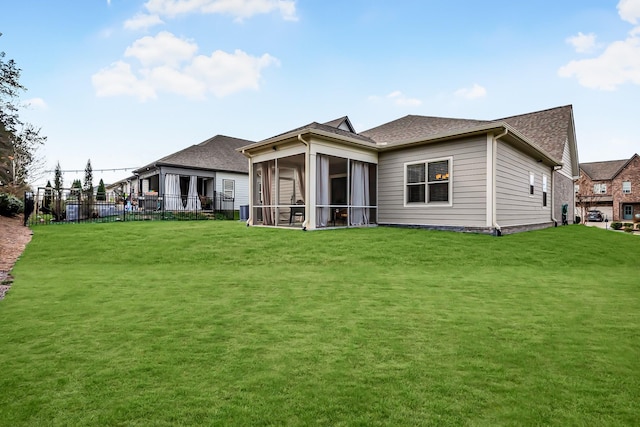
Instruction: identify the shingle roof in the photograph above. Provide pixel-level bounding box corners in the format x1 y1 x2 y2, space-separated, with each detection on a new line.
361 115 493 145
497 105 573 161
580 159 629 180
260 121 375 145
136 135 254 174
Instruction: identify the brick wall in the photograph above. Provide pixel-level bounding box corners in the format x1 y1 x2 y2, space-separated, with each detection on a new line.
574 171 613 221
611 155 640 220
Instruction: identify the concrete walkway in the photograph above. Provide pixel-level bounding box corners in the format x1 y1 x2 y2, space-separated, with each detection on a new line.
584 220 639 235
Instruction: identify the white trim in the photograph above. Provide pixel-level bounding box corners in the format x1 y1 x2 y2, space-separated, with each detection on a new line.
542 174 549 209
486 134 494 226
529 172 535 197
403 156 453 208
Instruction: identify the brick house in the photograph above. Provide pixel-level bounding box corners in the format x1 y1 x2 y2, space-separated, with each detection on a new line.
576 153 640 221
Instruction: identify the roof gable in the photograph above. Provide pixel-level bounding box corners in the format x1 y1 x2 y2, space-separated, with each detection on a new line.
580 159 628 180
497 105 574 162
136 135 254 174
323 116 356 133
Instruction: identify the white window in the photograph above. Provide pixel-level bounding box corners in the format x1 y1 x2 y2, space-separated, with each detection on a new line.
529 172 535 195
542 175 548 207
593 183 607 194
574 184 580 194
223 179 235 199
405 157 452 205
622 181 631 194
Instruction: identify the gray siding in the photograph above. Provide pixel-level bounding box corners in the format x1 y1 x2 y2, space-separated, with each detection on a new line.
496 141 553 226
378 136 487 227
554 172 576 224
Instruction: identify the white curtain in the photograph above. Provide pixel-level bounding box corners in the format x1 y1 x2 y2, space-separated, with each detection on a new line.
164 173 183 210
261 161 274 225
296 165 305 203
350 161 370 226
185 175 201 211
316 155 330 227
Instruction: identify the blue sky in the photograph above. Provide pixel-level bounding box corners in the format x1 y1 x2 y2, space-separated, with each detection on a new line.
1 0 639 188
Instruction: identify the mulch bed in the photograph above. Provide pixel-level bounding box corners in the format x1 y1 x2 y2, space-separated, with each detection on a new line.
0 215 33 300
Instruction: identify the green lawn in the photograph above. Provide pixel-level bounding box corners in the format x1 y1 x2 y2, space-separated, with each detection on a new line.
1 222 639 426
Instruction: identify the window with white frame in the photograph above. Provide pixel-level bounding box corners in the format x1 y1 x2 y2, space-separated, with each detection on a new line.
622 181 631 194
575 184 580 194
406 158 451 204
593 183 607 194
529 172 535 195
542 175 548 207
223 179 235 199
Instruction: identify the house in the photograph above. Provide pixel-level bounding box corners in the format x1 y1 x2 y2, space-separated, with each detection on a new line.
576 154 640 221
133 134 254 212
238 105 580 234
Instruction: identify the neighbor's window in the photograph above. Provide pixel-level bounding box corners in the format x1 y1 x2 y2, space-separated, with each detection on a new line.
542 175 548 207
622 181 631 194
406 158 451 204
223 179 235 199
529 172 535 195
593 183 607 194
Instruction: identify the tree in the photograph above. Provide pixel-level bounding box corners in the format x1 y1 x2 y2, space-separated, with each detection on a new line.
53 161 63 194
43 179 52 210
0 33 47 193
69 178 82 200
52 162 64 221
10 123 46 185
83 159 93 200
96 178 106 201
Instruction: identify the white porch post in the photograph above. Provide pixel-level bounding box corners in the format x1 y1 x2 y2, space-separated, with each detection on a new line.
308 152 317 229
248 158 254 225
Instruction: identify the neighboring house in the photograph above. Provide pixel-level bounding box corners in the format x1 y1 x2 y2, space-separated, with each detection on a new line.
133 135 254 212
576 153 640 221
238 105 580 234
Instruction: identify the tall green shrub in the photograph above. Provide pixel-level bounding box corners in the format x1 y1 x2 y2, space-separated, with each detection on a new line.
0 192 24 217
96 179 106 201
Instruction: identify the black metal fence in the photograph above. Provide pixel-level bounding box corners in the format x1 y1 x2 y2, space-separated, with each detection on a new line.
24 188 236 226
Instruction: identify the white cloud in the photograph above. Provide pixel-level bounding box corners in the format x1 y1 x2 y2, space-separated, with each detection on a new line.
124 13 165 30
142 0 298 22
386 90 422 107
560 1 640 90
92 32 279 101
124 31 197 67
618 0 640 24
92 61 157 101
454 83 487 100
22 98 48 110
187 50 279 97
566 32 598 53
559 29 640 90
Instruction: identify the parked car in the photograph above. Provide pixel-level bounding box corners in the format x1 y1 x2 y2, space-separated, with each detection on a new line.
587 210 604 222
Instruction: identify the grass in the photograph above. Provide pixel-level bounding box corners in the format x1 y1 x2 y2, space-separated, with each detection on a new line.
1 222 639 426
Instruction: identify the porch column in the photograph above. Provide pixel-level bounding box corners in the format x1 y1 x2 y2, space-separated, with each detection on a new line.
308 152 317 229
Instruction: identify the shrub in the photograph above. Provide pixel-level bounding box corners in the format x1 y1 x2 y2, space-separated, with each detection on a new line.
623 223 633 228
0 192 24 217
624 224 634 233
637 223 640 230
611 222 623 230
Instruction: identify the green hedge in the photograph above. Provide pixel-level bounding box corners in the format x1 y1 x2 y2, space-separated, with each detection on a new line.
0 192 24 217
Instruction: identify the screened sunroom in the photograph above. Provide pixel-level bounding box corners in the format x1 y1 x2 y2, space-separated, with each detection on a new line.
242 123 378 230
